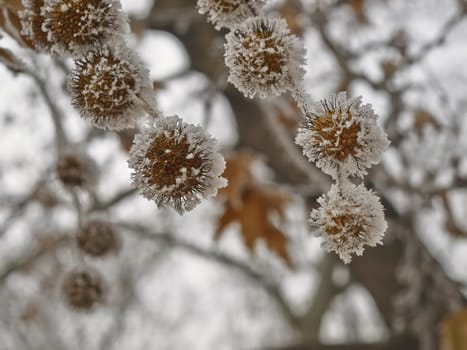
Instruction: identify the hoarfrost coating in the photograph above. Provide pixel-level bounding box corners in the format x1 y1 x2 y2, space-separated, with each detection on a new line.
20 0 50 51
128 115 227 215
39 0 129 57
295 92 390 179
224 17 305 98
310 182 387 264
197 0 264 30
69 45 158 131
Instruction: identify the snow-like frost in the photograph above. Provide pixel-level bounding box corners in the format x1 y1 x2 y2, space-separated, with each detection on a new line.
40 0 129 57
310 182 387 264
225 17 305 98
128 115 227 214
295 92 390 179
197 0 264 30
69 44 158 131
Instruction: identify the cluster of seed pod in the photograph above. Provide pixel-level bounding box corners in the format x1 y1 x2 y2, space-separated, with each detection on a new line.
19 0 229 310
197 0 390 263
54 148 121 311
59 218 121 311
20 0 227 217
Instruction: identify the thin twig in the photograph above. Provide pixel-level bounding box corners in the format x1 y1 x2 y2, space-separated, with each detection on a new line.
27 69 68 149
116 221 300 327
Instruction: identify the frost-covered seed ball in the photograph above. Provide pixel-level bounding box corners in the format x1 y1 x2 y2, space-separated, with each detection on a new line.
70 46 157 131
197 0 264 30
295 92 390 179
225 17 305 98
76 220 120 257
41 0 127 56
61 269 105 311
310 183 387 264
128 116 227 214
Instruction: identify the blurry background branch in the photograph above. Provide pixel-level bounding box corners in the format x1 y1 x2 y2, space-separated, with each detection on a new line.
1 0 467 349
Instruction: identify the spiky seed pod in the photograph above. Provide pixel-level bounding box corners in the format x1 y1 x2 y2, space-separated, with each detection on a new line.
70 46 158 130
19 0 51 51
310 182 387 264
41 0 127 57
56 149 99 189
76 219 120 257
225 17 305 98
128 116 227 214
61 269 105 311
295 92 390 179
197 0 264 30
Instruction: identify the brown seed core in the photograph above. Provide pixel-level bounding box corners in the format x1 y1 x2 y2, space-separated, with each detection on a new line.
47 0 115 49
214 0 240 13
324 212 365 239
142 132 207 197
239 23 285 77
313 111 362 162
73 53 136 118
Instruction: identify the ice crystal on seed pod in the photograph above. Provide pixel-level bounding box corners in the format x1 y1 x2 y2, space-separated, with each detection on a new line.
56 148 98 189
225 17 305 98
19 0 51 51
128 116 227 214
76 219 120 258
295 92 389 179
41 0 128 56
61 268 105 311
197 0 264 30
310 183 387 264
70 46 158 131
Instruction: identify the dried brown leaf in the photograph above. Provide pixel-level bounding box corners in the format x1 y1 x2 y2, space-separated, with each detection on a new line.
414 109 441 135
219 152 257 208
441 308 467 350
216 184 292 265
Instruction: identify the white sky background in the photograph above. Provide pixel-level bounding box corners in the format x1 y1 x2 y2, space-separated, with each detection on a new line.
1 0 467 349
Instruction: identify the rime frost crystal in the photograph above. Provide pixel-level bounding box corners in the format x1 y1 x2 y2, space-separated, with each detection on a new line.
225 17 305 98
20 0 50 51
310 183 387 264
197 0 264 30
128 116 227 214
56 148 98 189
295 92 389 179
70 46 157 131
41 0 128 56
